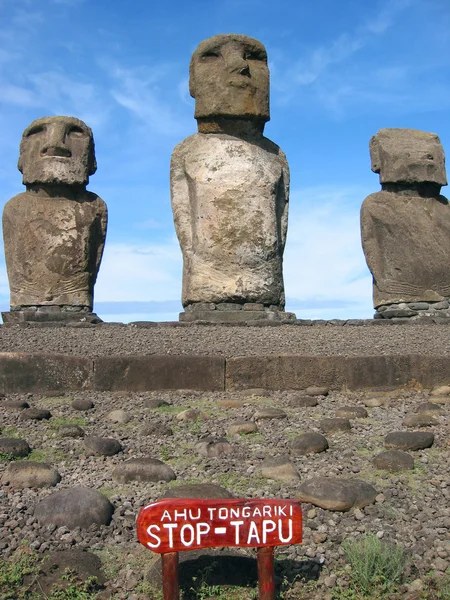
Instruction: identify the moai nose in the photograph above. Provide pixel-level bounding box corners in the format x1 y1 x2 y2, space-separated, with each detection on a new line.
40 123 72 158
224 46 250 76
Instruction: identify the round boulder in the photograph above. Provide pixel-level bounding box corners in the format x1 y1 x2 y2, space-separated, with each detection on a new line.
286 394 318 408
106 409 131 424
34 487 114 529
304 386 328 396
335 406 368 419
254 407 287 420
260 455 300 482
140 422 173 436
160 483 233 499
289 432 328 456
0 438 30 458
1 399 29 410
241 388 270 398
416 403 444 416
2 461 61 488
195 437 233 457
29 550 105 596
71 398 94 411
296 477 377 512
320 418 351 434
84 436 123 456
227 421 257 435
384 431 434 451
112 458 176 483
402 413 438 428
144 398 170 409
372 450 414 472
19 408 51 421
59 424 85 438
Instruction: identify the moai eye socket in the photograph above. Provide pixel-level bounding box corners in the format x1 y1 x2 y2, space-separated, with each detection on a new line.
68 126 85 138
245 49 267 62
201 49 219 59
26 125 45 137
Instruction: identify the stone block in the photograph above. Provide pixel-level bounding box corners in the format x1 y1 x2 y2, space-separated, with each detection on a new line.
93 355 225 391
0 352 93 394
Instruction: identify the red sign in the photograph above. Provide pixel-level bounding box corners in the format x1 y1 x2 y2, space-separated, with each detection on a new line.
136 498 302 554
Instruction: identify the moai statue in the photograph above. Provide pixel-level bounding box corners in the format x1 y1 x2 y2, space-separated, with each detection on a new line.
171 34 294 322
361 128 450 319
2 116 107 323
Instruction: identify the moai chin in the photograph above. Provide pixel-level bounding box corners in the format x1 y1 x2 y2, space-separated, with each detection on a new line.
171 34 294 323
360 128 450 320
2 116 107 324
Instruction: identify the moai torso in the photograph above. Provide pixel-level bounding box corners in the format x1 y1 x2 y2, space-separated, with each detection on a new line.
360 128 450 310
171 34 290 313
2 116 107 317
171 132 288 305
3 190 107 308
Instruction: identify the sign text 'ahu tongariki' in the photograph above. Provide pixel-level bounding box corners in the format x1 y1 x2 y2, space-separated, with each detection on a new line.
361 128 450 321
171 34 295 323
2 116 107 324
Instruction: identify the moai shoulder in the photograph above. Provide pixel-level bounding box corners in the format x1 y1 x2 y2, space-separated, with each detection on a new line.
2 116 107 324
360 128 450 317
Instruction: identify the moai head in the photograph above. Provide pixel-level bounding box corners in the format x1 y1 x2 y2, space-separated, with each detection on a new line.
370 128 447 186
18 116 97 186
189 34 270 124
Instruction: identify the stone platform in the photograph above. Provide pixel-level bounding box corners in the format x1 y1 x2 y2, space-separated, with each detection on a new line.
2 309 102 324
2 320 450 394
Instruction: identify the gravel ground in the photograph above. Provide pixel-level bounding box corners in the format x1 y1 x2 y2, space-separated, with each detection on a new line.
1 386 449 599
2 322 450 357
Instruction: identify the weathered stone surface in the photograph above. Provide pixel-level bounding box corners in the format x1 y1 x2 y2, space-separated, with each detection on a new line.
93 355 225 391
372 450 414 472
429 395 450 404
29 550 105 596
140 422 173 436
71 398 94 411
227 420 257 435
285 394 319 407
320 418 351 433
171 34 289 310
217 398 244 408
160 483 233 499
363 397 386 407
431 385 450 396
195 437 233 457
260 455 300 481
384 431 435 451
253 407 287 420
34 487 114 529
241 388 271 397
289 432 328 455
2 116 107 313
2 461 61 488
144 398 170 409
19 408 51 421
176 408 209 421
296 478 377 511
83 436 122 456
180 310 295 323
402 413 438 427
335 406 368 418
0 438 30 457
1 399 29 410
361 128 450 308
106 409 131 424
305 386 329 396
0 352 93 393
59 424 85 438
112 458 175 483
416 402 444 416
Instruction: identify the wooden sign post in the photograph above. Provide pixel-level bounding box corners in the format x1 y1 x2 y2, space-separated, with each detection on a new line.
136 498 302 600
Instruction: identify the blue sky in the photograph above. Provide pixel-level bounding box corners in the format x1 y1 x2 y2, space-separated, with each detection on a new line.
1 0 449 322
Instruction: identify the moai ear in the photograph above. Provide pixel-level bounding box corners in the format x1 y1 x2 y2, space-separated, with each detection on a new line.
189 60 196 99
369 134 381 174
88 138 97 176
